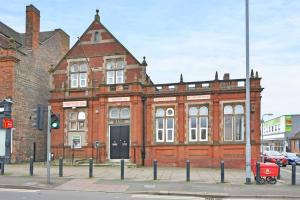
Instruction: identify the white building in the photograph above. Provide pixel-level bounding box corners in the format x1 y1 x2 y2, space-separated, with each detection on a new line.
262 115 300 152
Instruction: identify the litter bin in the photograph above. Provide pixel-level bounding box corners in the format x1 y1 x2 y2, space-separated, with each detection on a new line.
252 162 279 184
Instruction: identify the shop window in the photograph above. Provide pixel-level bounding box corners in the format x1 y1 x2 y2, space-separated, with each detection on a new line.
155 107 175 143
69 111 86 131
70 63 87 88
106 58 125 84
188 106 209 142
223 104 244 141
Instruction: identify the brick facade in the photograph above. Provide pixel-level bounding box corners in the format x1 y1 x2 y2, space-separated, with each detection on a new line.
50 11 262 168
0 5 69 162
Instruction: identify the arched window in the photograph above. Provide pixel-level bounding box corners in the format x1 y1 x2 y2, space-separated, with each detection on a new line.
224 104 244 141
69 111 86 131
155 107 175 143
110 108 119 119
120 108 130 119
189 107 198 116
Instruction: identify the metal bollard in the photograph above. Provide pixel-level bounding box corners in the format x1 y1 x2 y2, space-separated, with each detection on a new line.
256 162 261 185
153 160 157 180
292 163 296 185
221 160 225 183
29 156 34 176
59 157 63 177
276 160 281 179
121 159 124 180
186 160 190 182
89 158 93 178
0 161 4 175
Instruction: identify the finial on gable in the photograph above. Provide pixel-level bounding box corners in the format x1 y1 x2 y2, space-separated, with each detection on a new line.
95 9 100 21
180 73 183 83
142 56 147 66
215 71 218 80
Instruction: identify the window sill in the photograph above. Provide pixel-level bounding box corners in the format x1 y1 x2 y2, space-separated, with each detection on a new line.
222 141 245 145
69 88 87 92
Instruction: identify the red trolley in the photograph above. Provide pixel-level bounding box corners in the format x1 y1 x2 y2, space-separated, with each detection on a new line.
252 162 279 184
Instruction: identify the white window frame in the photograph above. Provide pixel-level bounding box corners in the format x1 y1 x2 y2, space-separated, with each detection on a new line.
106 58 125 84
70 63 87 88
188 106 208 142
156 118 164 142
166 117 174 142
189 117 198 142
199 116 208 141
223 104 245 142
155 107 175 143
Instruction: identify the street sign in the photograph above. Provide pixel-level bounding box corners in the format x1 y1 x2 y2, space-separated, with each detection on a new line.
3 118 13 129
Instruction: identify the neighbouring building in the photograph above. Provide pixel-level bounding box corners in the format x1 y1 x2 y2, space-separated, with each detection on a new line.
50 10 262 168
262 115 300 153
0 5 69 163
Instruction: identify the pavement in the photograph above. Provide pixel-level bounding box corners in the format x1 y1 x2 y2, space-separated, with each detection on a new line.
0 163 299 199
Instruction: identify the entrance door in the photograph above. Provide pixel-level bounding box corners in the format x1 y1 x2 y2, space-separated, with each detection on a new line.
110 125 129 159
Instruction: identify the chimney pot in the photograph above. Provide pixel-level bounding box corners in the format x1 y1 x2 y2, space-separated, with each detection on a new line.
223 73 230 80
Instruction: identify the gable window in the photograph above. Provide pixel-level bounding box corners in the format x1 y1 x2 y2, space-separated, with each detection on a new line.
70 63 87 88
69 111 86 131
94 31 100 42
188 106 209 142
106 58 125 84
155 107 175 143
224 104 244 141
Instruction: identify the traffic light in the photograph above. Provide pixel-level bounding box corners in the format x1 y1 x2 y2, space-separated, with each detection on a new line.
32 105 44 130
50 113 60 129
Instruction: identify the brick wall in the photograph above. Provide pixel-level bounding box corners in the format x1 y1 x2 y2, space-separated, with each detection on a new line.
11 30 69 162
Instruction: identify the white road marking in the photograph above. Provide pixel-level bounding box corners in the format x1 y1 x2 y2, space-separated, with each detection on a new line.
0 188 39 193
131 194 204 199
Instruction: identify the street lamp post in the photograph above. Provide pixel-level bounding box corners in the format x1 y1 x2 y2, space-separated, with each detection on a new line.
261 114 273 162
245 0 251 184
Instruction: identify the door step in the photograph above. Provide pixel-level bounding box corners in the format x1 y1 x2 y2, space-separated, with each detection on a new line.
75 160 137 168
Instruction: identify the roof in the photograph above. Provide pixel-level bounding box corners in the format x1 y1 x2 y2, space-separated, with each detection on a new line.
0 21 56 49
0 21 22 45
291 131 300 139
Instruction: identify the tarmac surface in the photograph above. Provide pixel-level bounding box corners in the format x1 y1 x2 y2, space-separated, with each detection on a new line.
0 163 299 199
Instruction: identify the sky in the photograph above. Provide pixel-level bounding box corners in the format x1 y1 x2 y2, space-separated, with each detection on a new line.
1 0 300 119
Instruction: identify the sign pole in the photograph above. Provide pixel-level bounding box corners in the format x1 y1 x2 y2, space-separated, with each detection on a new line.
47 105 51 184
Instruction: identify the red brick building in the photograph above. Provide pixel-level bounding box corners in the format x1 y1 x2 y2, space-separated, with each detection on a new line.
0 5 69 162
50 10 262 168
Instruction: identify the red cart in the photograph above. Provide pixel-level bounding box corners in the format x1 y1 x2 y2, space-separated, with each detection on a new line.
251 162 279 184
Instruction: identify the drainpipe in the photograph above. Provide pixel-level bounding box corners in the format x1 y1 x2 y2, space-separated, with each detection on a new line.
141 96 146 166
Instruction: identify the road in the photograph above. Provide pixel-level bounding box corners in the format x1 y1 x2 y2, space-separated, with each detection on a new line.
0 188 291 200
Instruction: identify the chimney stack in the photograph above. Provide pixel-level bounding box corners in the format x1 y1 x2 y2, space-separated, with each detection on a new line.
25 4 40 50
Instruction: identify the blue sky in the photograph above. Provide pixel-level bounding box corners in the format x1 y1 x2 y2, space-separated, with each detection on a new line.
1 0 300 118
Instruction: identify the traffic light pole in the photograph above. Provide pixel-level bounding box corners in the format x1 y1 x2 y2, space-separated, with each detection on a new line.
47 105 51 184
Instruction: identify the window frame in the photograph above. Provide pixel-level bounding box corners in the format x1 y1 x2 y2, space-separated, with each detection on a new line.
188 106 209 142
223 104 245 142
70 63 88 88
155 107 175 143
106 58 125 84
68 111 86 131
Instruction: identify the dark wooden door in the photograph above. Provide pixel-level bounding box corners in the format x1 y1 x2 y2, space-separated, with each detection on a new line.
110 126 129 159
